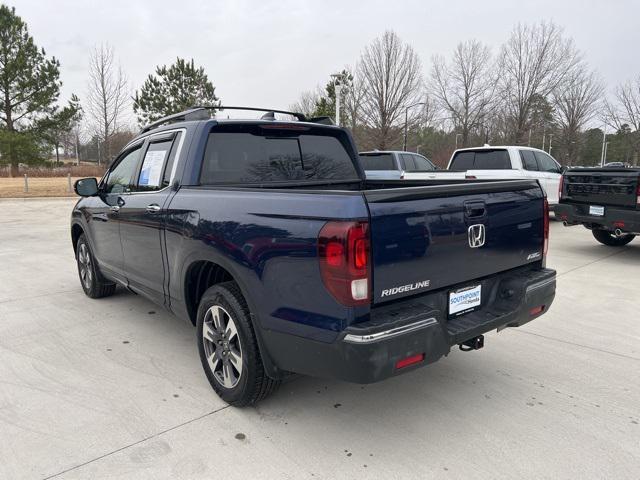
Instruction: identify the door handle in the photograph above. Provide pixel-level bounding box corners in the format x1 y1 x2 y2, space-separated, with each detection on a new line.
146 204 161 214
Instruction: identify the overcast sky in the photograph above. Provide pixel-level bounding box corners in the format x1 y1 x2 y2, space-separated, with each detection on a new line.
11 0 640 125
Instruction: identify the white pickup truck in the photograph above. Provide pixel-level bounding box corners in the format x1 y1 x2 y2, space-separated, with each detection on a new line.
360 146 564 207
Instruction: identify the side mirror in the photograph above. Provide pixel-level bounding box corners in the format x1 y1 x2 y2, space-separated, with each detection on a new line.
560 166 567 174
74 177 99 197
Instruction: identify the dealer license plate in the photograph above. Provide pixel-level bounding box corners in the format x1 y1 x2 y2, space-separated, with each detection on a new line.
449 284 482 317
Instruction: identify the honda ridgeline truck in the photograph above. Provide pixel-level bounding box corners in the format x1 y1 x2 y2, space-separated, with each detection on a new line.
71 107 556 406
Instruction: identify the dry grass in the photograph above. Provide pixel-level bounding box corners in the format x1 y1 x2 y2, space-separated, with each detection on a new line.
0 165 106 178
0 177 98 198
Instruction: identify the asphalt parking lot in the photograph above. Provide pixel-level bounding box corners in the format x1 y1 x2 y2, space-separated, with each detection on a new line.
1 197 639 480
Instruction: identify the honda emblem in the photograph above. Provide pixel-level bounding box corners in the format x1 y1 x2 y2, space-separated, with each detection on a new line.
468 224 486 248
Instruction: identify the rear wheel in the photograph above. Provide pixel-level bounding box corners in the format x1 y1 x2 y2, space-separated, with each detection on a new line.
76 234 116 298
196 282 280 406
592 229 635 247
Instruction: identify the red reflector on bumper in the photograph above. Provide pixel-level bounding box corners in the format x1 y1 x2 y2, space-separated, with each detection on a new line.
530 305 545 316
395 353 425 369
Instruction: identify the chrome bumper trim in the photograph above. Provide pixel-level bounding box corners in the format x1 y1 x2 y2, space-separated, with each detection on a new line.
343 317 438 344
525 276 556 294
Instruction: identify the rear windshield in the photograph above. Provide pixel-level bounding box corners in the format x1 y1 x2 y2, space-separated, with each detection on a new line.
200 125 359 184
359 153 395 171
450 149 511 170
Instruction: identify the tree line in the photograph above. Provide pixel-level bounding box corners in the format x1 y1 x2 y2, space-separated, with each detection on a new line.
292 27 640 167
0 6 219 175
1 5 639 174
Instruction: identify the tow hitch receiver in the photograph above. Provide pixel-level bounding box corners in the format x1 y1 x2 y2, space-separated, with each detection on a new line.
459 335 484 352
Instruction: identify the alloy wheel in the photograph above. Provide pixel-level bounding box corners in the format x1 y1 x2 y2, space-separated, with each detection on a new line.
202 305 243 389
78 243 93 290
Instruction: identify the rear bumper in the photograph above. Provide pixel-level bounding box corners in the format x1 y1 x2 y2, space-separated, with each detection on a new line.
262 267 556 383
555 203 640 234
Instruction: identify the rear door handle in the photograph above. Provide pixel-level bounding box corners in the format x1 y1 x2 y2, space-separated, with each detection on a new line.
146 204 161 214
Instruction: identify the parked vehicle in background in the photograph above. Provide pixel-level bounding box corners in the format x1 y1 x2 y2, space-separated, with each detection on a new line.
556 167 640 246
444 146 564 207
604 162 630 168
359 150 443 179
362 146 564 209
71 107 556 406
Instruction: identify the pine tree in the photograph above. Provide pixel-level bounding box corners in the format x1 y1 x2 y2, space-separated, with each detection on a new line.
0 5 64 175
133 58 220 125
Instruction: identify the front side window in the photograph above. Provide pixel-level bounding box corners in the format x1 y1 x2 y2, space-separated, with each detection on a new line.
534 151 560 173
200 125 359 184
105 146 142 194
412 155 435 171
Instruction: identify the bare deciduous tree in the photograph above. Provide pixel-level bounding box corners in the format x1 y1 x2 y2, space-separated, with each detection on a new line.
343 73 367 131
429 40 496 147
552 64 603 165
289 88 322 118
86 44 128 163
604 76 640 165
499 21 580 143
358 31 422 149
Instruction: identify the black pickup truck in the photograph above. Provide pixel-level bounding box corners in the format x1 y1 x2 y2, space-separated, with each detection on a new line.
71 106 556 406
556 167 640 246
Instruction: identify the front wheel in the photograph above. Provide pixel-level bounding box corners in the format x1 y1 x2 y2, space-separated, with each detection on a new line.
76 234 116 298
196 282 280 406
592 229 635 247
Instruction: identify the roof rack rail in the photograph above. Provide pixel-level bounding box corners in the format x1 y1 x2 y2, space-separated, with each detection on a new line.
207 106 307 122
140 105 332 134
140 107 210 133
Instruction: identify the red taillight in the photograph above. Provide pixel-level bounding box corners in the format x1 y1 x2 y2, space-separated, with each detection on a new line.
558 175 564 200
636 182 640 205
395 353 425 369
530 305 545 316
543 198 550 258
318 221 371 306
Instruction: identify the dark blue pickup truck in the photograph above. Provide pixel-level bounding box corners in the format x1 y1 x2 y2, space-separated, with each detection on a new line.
71 107 556 405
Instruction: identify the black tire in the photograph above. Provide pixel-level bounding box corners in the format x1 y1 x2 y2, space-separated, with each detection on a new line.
196 282 279 406
592 229 635 247
76 234 116 298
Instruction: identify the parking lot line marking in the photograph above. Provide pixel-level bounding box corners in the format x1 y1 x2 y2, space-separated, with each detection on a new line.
41 405 231 480
555 249 627 278
511 330 640 362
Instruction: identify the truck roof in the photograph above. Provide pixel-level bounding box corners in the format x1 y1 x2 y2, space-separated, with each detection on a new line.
453 145 547 153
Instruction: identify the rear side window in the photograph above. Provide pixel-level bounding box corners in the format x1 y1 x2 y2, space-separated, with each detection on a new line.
200 125 359 184
520 150 538 171
359 153 395 171
400 154 415 170
450 150 511 170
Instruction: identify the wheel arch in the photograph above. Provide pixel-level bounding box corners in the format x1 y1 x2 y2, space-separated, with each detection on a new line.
181 257 282 379
71 222 85 256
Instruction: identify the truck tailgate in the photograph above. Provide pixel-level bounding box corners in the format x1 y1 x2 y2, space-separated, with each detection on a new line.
364 180 545 304
563 169 640 208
